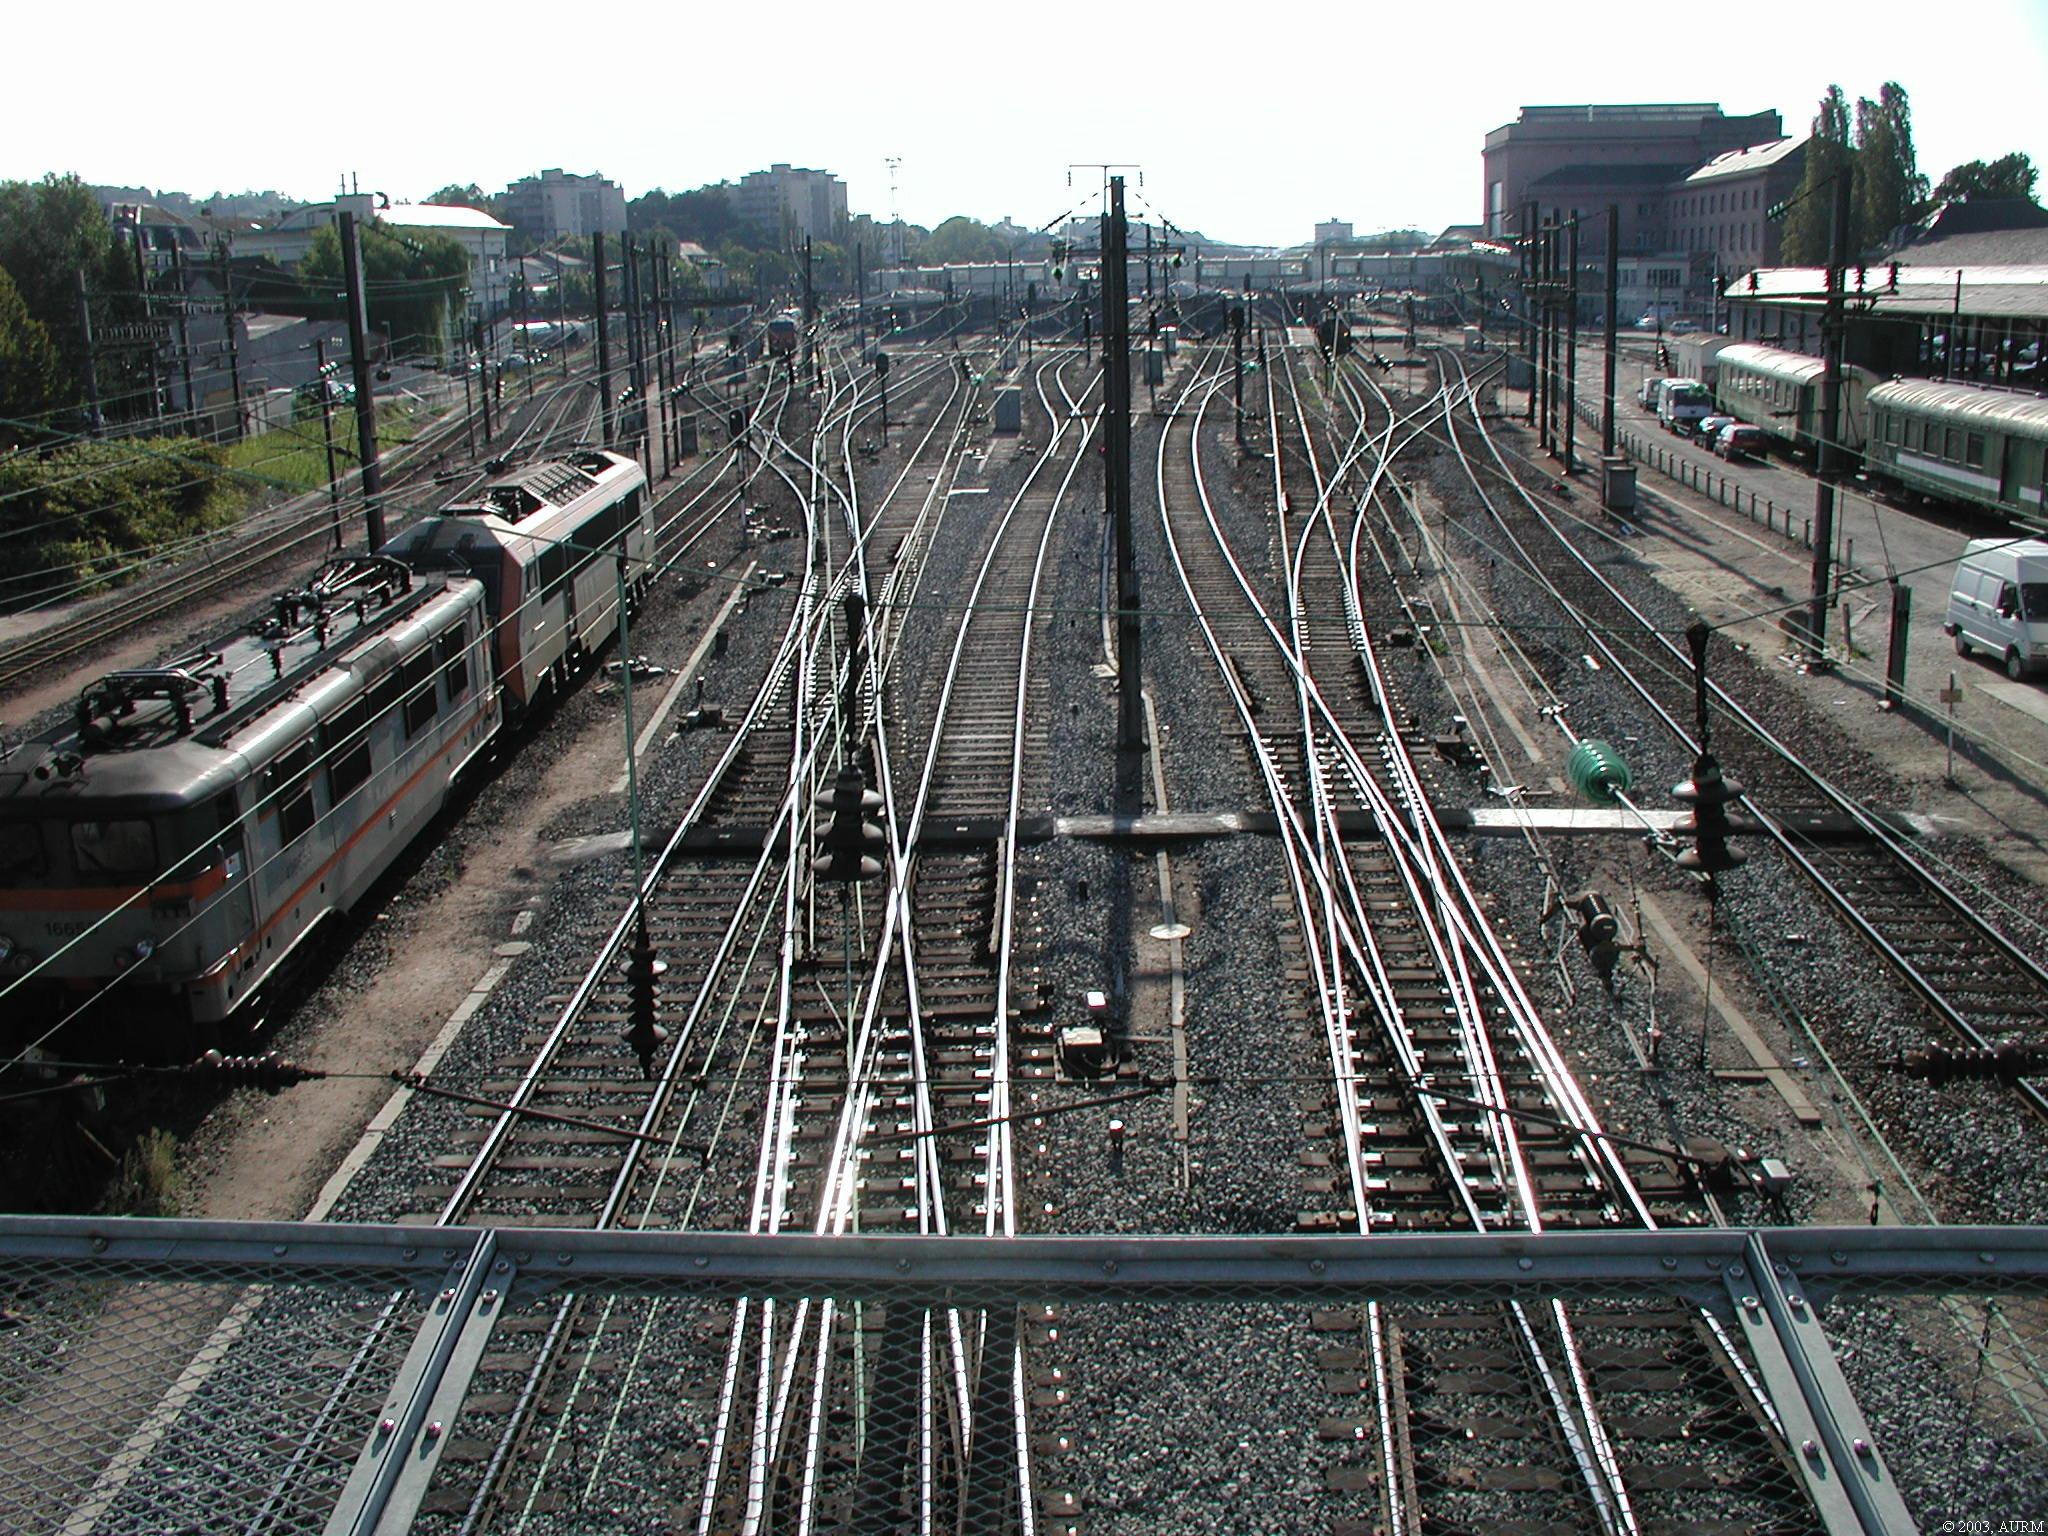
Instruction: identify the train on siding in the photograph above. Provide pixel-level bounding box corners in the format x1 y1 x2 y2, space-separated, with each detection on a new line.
1863 378 2048 524
0 450 649 1058
1710 343 1878 457
1710 342 2048 524
766 310 800 358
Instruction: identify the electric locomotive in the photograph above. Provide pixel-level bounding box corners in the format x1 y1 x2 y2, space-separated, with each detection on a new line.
766 310 800 358
384 449 652 713
0 556 499 1056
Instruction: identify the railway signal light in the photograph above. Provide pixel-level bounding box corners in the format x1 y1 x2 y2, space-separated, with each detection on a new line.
1672 752 1745 879
873 350 890 378
623 914 667 1078
815 767 886 882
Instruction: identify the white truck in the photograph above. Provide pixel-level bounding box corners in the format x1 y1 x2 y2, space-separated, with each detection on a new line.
1655 378 1714 434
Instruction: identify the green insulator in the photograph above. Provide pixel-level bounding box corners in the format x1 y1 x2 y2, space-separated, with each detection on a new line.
1567 739 1633 804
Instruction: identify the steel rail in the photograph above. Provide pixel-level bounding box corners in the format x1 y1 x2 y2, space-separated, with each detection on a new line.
1271 350 1640 1534
1439 349 2048 1121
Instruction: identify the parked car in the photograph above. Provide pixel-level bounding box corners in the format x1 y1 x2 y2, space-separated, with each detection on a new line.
1713 423 1766 460
1669 319 1702 335
1696 414 1736 443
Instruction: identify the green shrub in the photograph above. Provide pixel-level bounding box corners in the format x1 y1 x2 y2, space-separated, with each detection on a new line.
0 436 245 608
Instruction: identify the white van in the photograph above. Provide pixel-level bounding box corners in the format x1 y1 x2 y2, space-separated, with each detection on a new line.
1638 375 1673 409
1655 379 1714 433
1945 538 2048 679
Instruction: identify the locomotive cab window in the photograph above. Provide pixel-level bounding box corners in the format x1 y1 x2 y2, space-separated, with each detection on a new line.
439 630 470 701
71 818 157 880
401 650 439 737
536 543 568 599
264 742 317 845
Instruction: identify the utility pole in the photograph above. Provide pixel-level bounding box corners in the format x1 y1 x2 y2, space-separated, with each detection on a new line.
1806 172 1854 660
1602 205 1619 458
474 320 494 442
855 242 865 350
594 231 614 446
337 210 385 551
518 275 534 400
650 255 670 474
217 245 244 441
132 228 161 427
1521 202 1537 427
802 235 815 369
1535 220 1552 451
1104 177 1143 762
1231 303 1245 448
75 272 101 436
555 252 569 381
623 235 646 398
314 335 342 546
169 242 196 434
1563 213 1579 475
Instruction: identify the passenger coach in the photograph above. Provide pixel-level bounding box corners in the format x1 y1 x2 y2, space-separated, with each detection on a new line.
1712 343 1876 455
0 557 498 1054
385 450 652 712
1864 378 2048 523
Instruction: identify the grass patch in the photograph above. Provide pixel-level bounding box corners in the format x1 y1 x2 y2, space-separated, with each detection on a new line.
222 403 420 493
99 1128 185 1217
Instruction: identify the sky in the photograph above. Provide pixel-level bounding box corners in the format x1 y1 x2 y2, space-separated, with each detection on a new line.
9 1 2047 247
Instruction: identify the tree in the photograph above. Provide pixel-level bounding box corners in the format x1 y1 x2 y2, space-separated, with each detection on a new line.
0 174 134 402
1932 153 2040 206
0 266 60 444
630 186 741 249
0 436 241 601
299 222 470 359
1782 86 1853 265
429 183 500 215
920 216 1004 265
1853 82 1926 250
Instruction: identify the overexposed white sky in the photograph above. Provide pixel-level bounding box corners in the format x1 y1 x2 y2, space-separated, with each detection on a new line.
10 1 2046 246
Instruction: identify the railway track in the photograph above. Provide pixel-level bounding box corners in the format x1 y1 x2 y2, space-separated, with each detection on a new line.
14 321 2035 1536
1431 350 2048 1120
1049 336 1818 1534
686 349 1099 1535
372 342 1027 1531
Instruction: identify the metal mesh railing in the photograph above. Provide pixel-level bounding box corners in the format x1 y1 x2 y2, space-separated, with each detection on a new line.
0 1228 448 1536
1 1219 2042 1535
